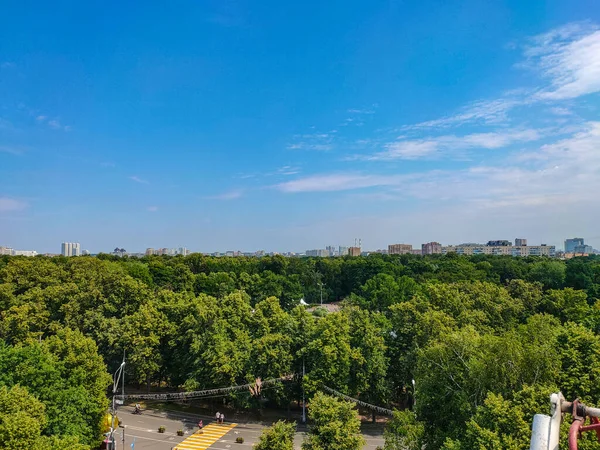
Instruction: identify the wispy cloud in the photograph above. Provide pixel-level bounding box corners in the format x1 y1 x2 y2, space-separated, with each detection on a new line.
275 165 301 176
347 108 376 114
402 22 600 131
364 129 542 160
35 115 71 131
205 189 244 200
525 23 600 100
129 176 149 184
0 197 28 212
548 107 573 116
0 62 15 69
288 131 336 151
405 97 525 130
147 206 159 212
275 173 411 193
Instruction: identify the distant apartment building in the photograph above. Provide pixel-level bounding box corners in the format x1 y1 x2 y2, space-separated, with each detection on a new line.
443 243 555 257
411 249 423 256
348 247 361 257
338 246 349 256
13 250 38 257
145 248 155 256
306 249 329 257
565 238 585 253
61 242 81 257
422 242 442 255
388 244 413 255
515 238 527 247
0 246 14 255
325 246 337 257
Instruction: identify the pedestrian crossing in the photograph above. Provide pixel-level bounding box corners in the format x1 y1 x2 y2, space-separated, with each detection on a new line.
174 423 237 450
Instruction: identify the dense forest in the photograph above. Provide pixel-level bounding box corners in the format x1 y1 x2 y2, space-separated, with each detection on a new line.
1 253 600 449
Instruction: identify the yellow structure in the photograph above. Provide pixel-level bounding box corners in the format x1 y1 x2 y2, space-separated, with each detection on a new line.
174 423 238 450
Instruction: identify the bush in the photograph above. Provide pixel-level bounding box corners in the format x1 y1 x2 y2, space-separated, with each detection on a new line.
236 436 244 443
177 429 184 436
158 426 165 433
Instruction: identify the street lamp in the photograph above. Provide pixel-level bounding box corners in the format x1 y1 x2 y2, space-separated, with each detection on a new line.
110 359 126 450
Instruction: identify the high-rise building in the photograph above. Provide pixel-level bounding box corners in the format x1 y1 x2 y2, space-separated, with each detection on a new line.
422 242 442 255
326 246 336 257
515 238 527 247
565 238 585 253
348 247 361 257
61 242 80 257
306 249 329 257
388 244 413 255
145 248 154 256
338 246 349 256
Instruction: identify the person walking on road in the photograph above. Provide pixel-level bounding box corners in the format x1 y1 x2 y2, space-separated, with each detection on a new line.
215 412 220 424
220 413 225 424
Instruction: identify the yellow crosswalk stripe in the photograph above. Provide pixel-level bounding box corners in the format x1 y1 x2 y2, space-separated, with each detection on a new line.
174 423 237 450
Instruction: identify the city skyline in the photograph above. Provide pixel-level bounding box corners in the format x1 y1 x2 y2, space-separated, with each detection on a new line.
1 235 595 257
1 2 599 252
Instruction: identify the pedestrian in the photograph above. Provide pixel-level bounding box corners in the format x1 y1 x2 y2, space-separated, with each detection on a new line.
215 411 220 424
198 419 203 431
220 413 225 424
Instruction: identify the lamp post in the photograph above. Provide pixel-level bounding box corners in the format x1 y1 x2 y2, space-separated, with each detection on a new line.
110 359 126 450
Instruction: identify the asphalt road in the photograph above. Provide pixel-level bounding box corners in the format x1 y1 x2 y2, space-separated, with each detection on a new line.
115 406 385 450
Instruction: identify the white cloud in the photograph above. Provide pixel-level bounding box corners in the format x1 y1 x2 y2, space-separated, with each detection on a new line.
205 189 244 200
527 24 600 100
405 97 524 129
129 176 149 184
368 129 541 160
147 206 159 212
275 173 411 193
48 120 61 129
401 22 600 131
0 197 28 212
275 165 301 176
549 107 573 116
36 115 47 122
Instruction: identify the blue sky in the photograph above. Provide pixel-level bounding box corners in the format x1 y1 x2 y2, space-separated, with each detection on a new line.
1 0 600 253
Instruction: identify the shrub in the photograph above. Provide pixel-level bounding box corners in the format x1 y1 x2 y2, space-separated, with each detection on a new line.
236 436 244 443
177 429 184 436
158 426 165 433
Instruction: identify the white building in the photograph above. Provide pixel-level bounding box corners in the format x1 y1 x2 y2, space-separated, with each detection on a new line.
61 242 81 257
13 250 38 257
0 246 14 255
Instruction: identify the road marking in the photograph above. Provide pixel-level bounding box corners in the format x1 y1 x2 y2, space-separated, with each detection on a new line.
174 424 237 450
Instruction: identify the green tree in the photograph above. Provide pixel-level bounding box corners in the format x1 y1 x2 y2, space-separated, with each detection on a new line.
255 420 296 450
302 392 364 450
384 410 424 450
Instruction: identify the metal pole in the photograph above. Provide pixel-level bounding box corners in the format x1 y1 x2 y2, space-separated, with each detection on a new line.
319 283 323 306
302 357 306 424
